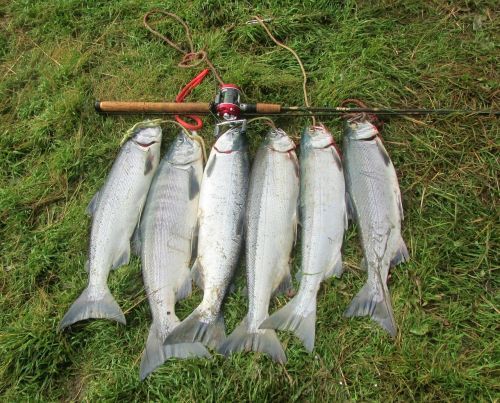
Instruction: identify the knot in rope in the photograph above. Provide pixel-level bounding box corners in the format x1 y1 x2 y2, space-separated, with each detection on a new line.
143 10 224 85
178 50 207 68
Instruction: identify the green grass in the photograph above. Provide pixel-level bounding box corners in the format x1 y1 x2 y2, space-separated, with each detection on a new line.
1 0 498 401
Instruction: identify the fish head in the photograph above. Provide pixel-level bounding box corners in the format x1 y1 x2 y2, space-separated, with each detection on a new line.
214 126 247 153
131 126 163 150
344 119 379 142
301 125 335 150
265 128 295 152
166 131 202 165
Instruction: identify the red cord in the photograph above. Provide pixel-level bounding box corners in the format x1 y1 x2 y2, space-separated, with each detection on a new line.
175 68 210 130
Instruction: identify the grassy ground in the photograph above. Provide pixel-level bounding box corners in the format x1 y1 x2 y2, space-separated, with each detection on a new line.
1 0 498 401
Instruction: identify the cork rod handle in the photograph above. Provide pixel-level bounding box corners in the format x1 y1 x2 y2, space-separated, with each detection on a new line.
95 101 211 114
255 103 281 114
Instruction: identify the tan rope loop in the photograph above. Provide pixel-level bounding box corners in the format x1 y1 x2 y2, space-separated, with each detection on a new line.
253 15 315 126
143 10 224 85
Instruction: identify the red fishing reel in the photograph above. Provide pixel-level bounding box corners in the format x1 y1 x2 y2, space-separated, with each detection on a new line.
212 84 264 120
213 84 242 120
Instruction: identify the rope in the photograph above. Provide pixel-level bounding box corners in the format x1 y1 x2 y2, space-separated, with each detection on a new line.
253 15 315 126
247 116 276 128
143 10 224 85
121 119 166 146
189 131 208 164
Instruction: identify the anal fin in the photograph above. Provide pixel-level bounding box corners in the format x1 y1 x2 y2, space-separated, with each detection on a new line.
323 254 343 279
345 191 354 222
112 243 131 270
191 258 204 290
176 271 192 301
390 239 409 267
272 270 293 296
131 224 142 256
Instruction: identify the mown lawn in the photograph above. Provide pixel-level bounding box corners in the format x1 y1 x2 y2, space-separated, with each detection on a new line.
0 0 498 401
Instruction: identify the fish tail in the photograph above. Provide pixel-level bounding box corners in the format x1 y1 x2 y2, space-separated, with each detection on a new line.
344 281 397 337
140 324 211 380
163 309 226 350
217 318 287 363
260 297 317 352
59 286 125 330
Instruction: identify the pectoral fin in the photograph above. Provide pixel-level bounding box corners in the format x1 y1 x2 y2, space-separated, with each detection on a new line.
189 166 200 200
86 189 101 217
144 150 154 175
190 220 199 266
205 154 216 177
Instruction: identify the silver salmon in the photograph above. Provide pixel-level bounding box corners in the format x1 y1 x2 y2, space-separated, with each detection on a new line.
218 128 299 363
138 131 209 380
59 124 162 330
343 118 409 337
163 121 249 351
261 125 347 352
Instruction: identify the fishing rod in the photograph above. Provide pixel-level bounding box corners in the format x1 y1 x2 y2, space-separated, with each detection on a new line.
95 101 499 117
95 92 500 120
95 85 499 118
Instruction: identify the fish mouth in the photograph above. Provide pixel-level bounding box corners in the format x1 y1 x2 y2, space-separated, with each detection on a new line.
133 140 158 148
214 146 234 154
268 144 296 153
266 144 297 154
315 140 336 149
359 135 377 141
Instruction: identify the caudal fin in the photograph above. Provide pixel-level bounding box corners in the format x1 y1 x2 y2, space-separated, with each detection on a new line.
140 324 210 380
59 286 125 330
217 318 286 363
344 282 397 337
163 309 226 350
260 298 316 352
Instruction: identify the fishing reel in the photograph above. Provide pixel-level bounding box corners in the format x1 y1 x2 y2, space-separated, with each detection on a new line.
212 84 260 120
